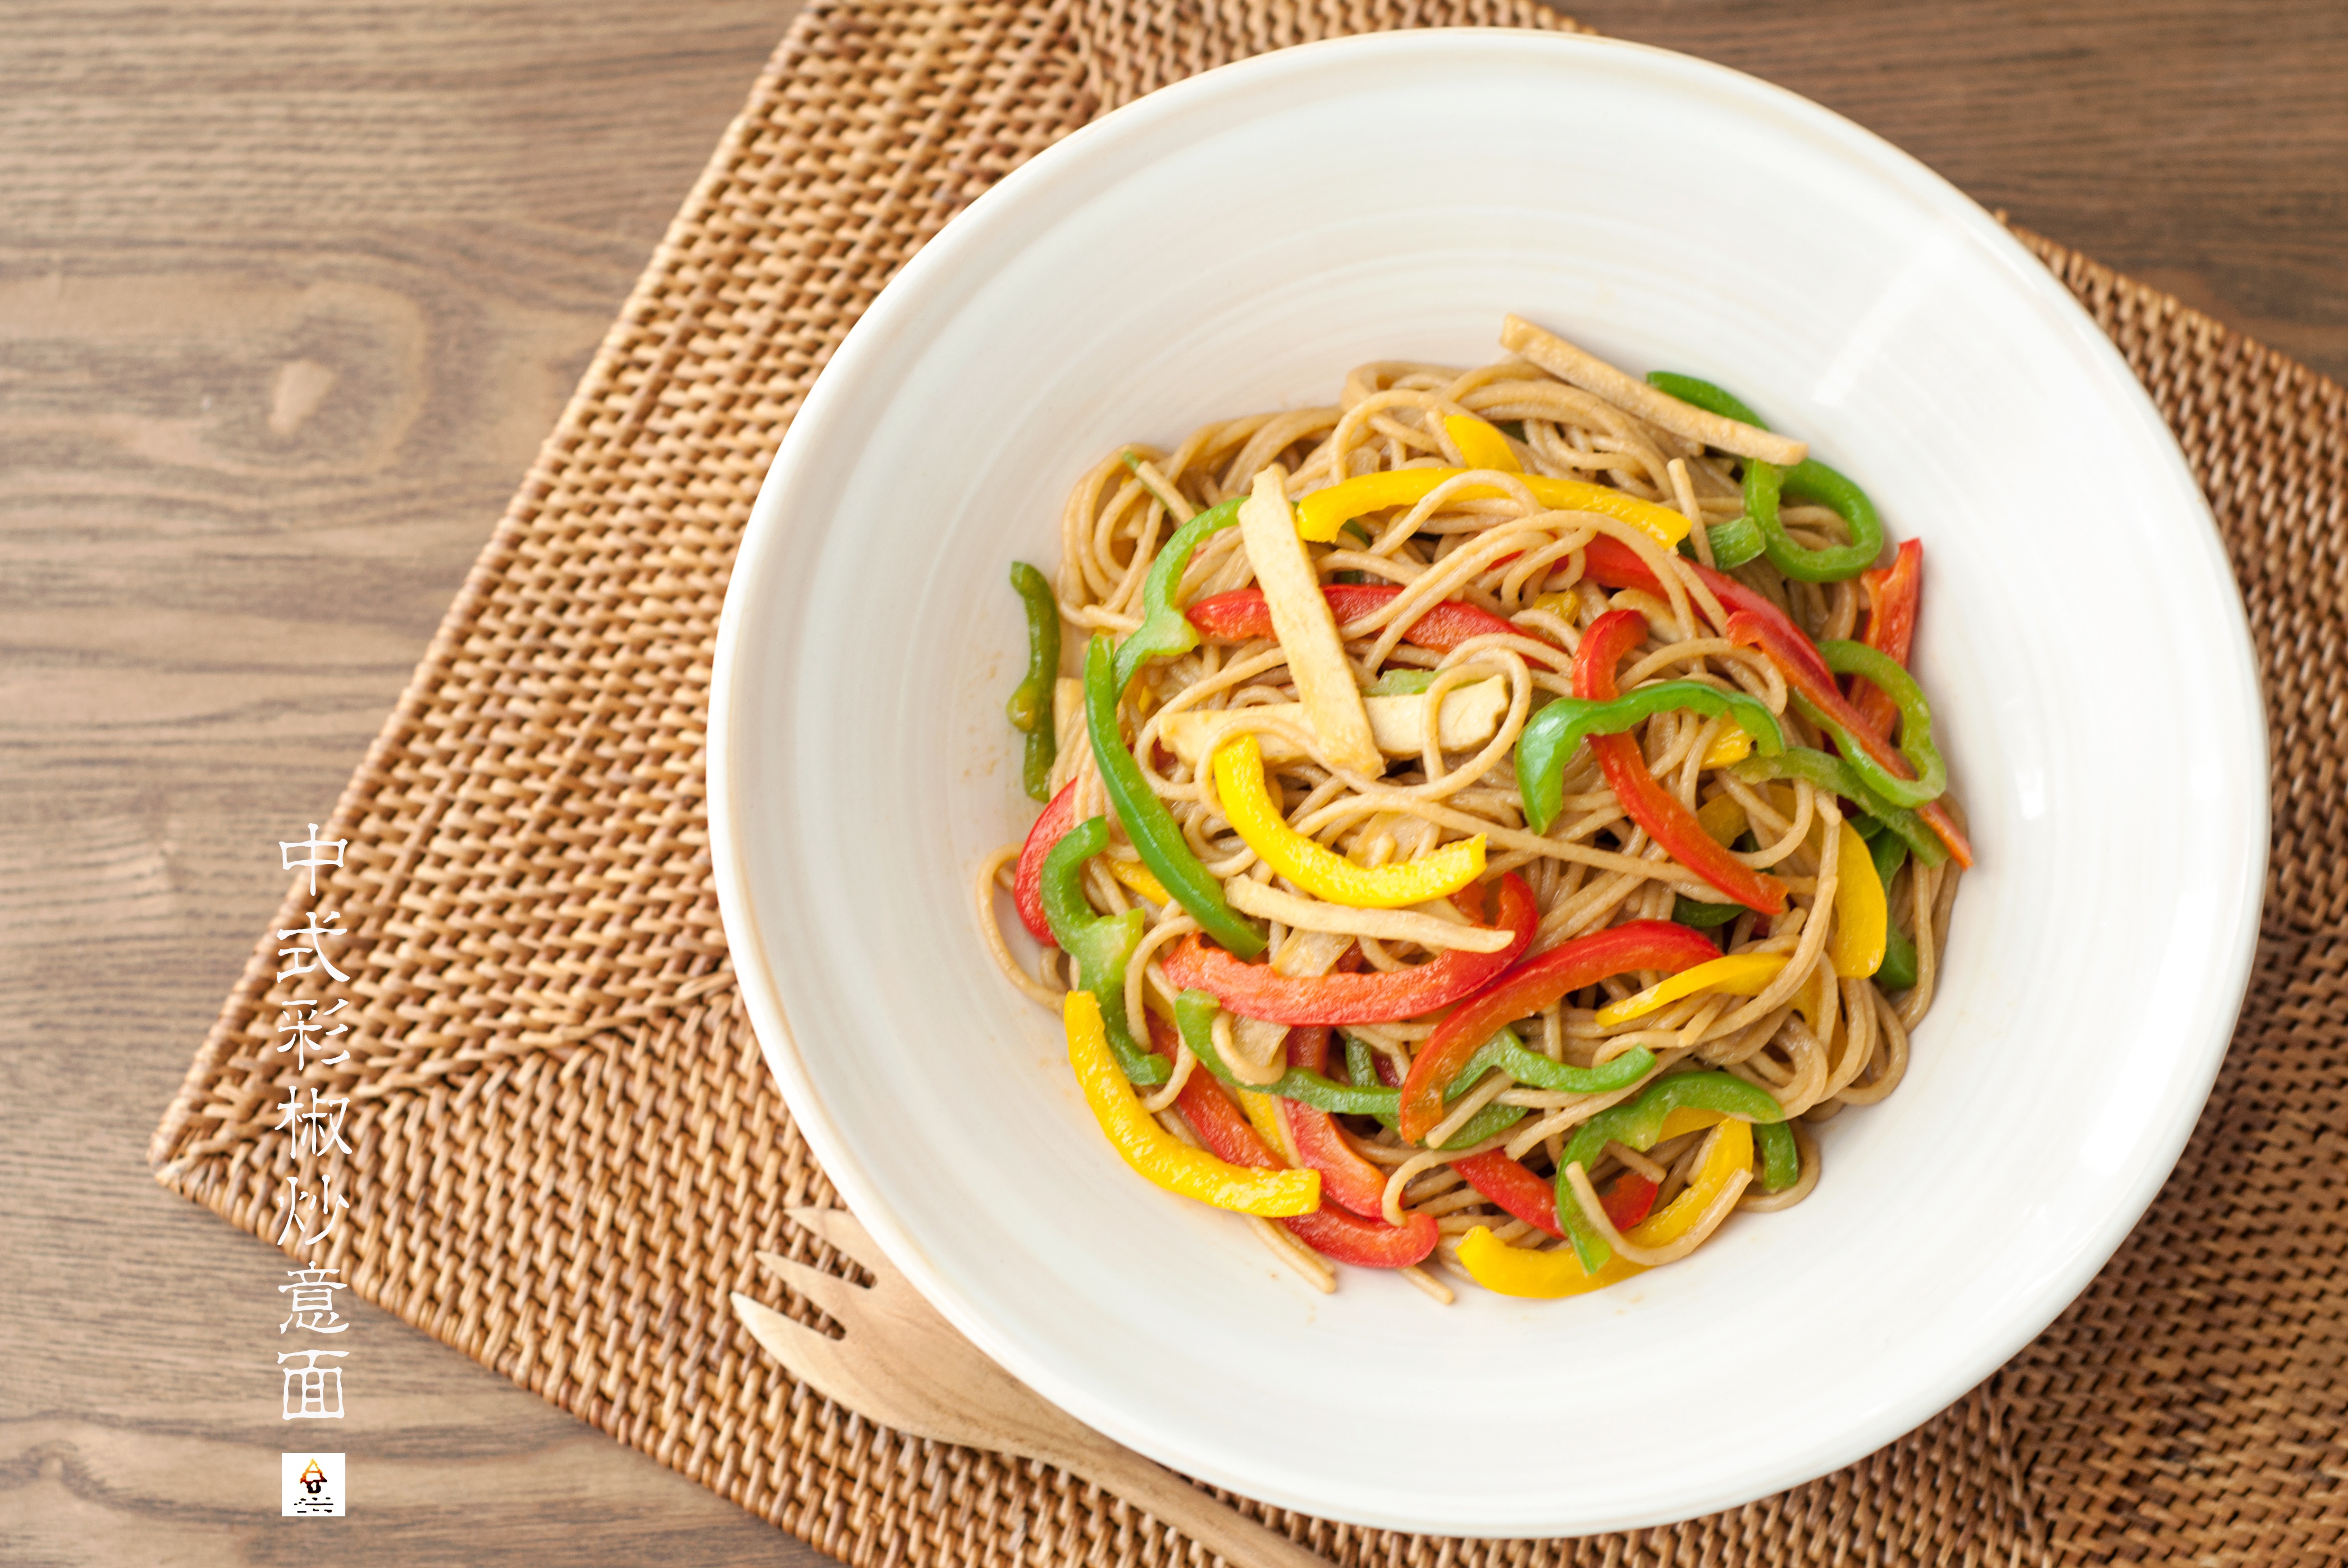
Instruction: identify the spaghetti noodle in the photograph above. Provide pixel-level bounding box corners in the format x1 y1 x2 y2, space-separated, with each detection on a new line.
977 316 1967 1300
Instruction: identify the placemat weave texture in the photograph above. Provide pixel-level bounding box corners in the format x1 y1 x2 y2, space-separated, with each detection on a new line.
151 1 2346 1562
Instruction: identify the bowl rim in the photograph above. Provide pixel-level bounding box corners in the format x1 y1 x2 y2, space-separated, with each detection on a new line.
709 25 2267 1533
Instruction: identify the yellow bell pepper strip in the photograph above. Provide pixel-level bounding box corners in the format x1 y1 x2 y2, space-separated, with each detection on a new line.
1039 817 1163 1085
1642 1102 1797 1193
1594 952 1790 1028
1515 680 1786 834
1109 488 1242 693
1063 991 1320 1217
1829 820 1887 979
1140 1011 1437 1265
1234 1084 1289 1158
1211 732 1484 908
1442 413 1521 472
1556 1071 1787 1270
1623 1117 1753 1246
1005 562 1061 801
1701 724 1754 767
1085 635 1268 958
1455 1224 1645 1298
1696 792 1748 847
1106 857 1171 906
1294 469 1692 550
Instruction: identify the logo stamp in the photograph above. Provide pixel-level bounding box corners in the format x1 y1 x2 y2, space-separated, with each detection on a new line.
281 1452 346 1517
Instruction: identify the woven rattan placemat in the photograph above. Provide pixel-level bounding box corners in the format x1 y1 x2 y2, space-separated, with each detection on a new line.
151 1 2347 1561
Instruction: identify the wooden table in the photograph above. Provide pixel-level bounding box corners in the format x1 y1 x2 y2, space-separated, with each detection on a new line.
3 2 2340 1560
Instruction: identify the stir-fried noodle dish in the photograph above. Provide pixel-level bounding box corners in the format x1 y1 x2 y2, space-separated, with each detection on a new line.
978 314 1971 1303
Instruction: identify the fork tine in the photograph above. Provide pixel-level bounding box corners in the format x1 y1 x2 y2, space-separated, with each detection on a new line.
752 1247 872 1324
731 1294 870 1403
785 1205 892 1275
729 1291 944 1442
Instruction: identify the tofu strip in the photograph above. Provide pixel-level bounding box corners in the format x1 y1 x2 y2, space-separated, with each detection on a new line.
1499 314 1808 467
1223 879 1515 953
1237 465 1383 774
1228 927 1354 1076
1157 679 1509 769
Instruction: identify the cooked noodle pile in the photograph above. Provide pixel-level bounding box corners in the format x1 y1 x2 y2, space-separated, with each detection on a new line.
977 317 1966 1302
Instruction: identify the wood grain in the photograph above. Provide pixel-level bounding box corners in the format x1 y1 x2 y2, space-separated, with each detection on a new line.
0 1 2340 1563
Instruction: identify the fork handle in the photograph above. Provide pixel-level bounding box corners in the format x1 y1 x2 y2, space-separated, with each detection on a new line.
1031 1438 1329 1568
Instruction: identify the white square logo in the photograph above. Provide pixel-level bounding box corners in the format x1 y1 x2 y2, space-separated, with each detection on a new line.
281 1452 345 1517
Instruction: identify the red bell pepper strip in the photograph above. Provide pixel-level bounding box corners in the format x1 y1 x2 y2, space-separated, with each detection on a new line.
1158 872 1537 1026
1279 1023 1390 1220
1853 539 1922 740
1584 536 1971 867
1395 916 1717 1142
1723 609 1973 868
1186 582 1543 656
1012 780 1080 944
1580 536 1837 691
1451 1136 1652 1234
1144 1013 1437 1267
1574 609 1790 917
1602 1171 1660 1231
1451 1149 1565 1237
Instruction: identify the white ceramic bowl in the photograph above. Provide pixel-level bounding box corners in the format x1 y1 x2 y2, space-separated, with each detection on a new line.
710 30 2264 1535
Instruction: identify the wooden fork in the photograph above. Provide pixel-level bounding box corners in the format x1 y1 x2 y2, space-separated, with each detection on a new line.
732 1206 1327 1568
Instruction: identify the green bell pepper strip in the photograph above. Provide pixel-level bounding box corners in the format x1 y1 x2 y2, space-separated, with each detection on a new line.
1757 1122 1801 1192
1728 746 1947 870
1110 493 1244 693
1083 635 1268 958
1774 460 1886 582
1557 1069 1788 1270
1039 818 1163 1085
1870 824 1911 892
1006 561 1061 801
1342 1032 1508 1142
1175 995 1642 1128
1812 640 1947 808
1175 991 1394 1113
1647 372 1885 582
1645 373 1770 569
1671 897 1742 929
1365 668 1438 696
1876 924 1920 992
1451 1032 1659 1099
1867 817 1920 988
1516 681 1788 835
1209 1023 1519 1150
1702 510 1768 572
